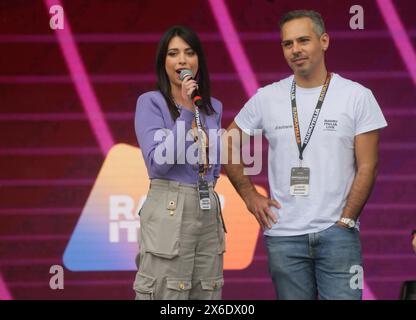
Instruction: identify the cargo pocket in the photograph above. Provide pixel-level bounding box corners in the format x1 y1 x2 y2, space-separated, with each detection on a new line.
140 189 185 259
166 278 192 300
200 276 224 300
133 272 156 300
213 191 226 254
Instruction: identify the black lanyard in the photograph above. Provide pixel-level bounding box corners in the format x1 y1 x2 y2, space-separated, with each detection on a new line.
290 72 331 162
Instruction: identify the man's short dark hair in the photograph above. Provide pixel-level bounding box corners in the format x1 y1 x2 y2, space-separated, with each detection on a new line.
279 10 326 37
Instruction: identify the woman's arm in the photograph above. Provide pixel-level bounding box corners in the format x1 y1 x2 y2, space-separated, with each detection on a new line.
135 93 194 176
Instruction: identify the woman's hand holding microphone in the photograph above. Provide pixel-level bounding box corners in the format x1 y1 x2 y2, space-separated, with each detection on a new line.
180 73 198 112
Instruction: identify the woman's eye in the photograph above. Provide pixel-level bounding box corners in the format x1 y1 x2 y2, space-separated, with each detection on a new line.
167 52 177 56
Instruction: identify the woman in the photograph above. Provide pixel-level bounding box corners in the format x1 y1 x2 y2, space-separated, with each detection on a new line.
133 25 225 300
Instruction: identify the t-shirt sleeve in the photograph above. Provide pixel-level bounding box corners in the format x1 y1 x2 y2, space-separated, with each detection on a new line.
234 91 263 136
354 88 388 135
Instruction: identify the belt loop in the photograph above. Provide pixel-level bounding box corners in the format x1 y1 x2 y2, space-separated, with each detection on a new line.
167 180 180 216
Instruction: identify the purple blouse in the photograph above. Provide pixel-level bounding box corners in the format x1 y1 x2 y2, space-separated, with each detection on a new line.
134 91 222 184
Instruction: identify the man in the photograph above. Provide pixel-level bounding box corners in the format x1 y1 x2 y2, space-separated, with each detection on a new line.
224 10 387 299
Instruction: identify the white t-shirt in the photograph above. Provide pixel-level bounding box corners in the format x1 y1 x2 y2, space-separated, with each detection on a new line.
235 73 388 236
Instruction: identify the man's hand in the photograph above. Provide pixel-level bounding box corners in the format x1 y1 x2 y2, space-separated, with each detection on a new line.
412 235 416 254
244 190 281 230
335 221 349 229
223 121 281 230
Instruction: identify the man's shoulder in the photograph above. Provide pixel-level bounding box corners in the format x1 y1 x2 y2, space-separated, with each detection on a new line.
332 73 370 95
256 75 293 97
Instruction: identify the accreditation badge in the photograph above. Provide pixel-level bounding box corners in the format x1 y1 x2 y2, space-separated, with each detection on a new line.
197 177 211 210
290 167 310 196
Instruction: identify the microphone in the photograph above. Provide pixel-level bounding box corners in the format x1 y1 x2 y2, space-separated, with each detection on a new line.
178 69 203 107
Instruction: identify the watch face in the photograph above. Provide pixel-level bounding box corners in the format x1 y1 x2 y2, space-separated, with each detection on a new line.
348 221 355 228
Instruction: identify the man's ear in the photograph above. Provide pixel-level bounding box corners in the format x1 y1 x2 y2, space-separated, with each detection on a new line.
321 32 330 51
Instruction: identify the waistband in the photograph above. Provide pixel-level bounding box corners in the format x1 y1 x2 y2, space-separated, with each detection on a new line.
149 179 214 194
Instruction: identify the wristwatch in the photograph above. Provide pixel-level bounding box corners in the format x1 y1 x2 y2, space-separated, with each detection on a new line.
339 217 356 229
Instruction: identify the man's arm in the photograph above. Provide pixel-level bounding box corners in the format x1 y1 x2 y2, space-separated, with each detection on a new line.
223 121 279 229
412 231 416 254
338 129 380 226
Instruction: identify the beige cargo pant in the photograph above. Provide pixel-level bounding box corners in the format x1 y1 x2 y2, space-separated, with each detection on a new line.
133 179 226 300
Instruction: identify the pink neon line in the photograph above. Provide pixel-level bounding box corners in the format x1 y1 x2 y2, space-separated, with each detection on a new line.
252 174 416 183
208 0 258 96
1 279 272 287
0 259 61 267
380 142 416 150
7 276 413 288
376 0 416 87
0 147 101 156
3 108 416 122
43 0 114 154
1 253 408 268
359 254 416 260
1 175 415 187
1 203 415 216
0 178 94 187
234 141 416 150
0 113 87 121
0 33 217 43
208 0 380 300
0 74 152 83
383 109 416 115
0 112 134 121
7 280 139 288
0 71 412 84
0 75 69 83
1 30 415 43
377 175 416 181
359 230 412 236
366 204 416 210
0 208 80 215
364 276 416 282
223 108 416 118
0 235 68 241
255 71 410 80
2 109 416 122
254 254 416 261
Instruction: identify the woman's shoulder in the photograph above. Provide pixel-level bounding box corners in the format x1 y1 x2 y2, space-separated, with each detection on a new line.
136 91 172 124
136 91 169 114
137 91 164 105
210 96 223 114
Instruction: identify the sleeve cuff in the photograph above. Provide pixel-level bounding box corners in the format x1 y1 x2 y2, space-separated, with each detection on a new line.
234 117 256 136
355 122 388 136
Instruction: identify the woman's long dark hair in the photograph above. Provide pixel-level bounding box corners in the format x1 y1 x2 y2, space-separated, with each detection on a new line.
156 25 215 120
